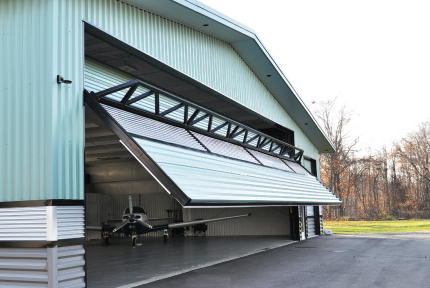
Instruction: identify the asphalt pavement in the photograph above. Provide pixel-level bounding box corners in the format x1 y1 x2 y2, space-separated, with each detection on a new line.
138 233 430 288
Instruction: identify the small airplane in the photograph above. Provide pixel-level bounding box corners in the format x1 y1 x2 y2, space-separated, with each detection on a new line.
87 196 252 247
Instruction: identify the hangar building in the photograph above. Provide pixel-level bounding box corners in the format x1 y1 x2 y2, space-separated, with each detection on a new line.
0 0 341 287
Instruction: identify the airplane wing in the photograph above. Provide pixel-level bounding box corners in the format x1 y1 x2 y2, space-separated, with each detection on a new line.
107 219 122 223
150 213 252 232
147 217 174 222
112 221 130 233
86 225 114 231
86 226 103 231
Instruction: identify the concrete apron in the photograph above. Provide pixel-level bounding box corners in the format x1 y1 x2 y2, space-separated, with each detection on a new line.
86 236 295 288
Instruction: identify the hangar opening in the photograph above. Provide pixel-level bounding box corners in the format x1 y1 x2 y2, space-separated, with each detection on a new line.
83 24 340 287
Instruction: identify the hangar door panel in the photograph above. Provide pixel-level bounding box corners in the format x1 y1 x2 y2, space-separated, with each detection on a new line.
84 57 341 207
133 136 337 206
85 96 341 207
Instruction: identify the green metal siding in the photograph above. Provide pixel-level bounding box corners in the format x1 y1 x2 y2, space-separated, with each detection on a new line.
1 0 320 201
0 0 84 201
82 0 318 163
85 56 320 178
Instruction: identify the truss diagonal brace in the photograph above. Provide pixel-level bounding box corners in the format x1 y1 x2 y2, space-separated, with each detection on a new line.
159 103 184 117
228 126 240 139
244 135 259 145
126 91 154 105
189 113 209 126
210 122 229 133
186 110 200 125
292 151 303 162
120 85 138 104
94 79 140 99
230 128 246 140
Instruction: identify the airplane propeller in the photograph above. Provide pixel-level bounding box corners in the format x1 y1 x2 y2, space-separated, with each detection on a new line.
128 195 133 215
112 220 129 233
112 196 137 233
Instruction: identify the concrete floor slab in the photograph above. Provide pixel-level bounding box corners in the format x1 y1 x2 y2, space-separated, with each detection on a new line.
138 233 430 288
86 236 293 288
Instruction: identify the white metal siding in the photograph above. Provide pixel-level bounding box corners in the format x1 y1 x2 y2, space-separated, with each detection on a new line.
0 248 48 287
57 207 85 240
134 137 341 205
0 207 47 241
57 245 86 288
0 206 84 241
307 217 316 238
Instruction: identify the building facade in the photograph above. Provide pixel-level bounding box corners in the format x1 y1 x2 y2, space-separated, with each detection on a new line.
0 1 340 287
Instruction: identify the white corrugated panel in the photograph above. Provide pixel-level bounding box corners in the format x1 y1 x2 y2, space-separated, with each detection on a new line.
0 207 47 241
103 105 206 151
58 245 86 288
133 137 342 205
0 248 48 287
0 206 84 241
246 149 293 172
283 160 311 175
190 132 259 164
307 217 316 238
57 207 85 240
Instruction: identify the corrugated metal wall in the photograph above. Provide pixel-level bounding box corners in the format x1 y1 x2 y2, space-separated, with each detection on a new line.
85 56 319 175
0 207 47 241
0 0 84 201
185 207 290 236
0 247 49 287
57 245 86 287
1 0 318 201
0 245 85 288
0 206 85 241
81 0 319 171
57 207 85 240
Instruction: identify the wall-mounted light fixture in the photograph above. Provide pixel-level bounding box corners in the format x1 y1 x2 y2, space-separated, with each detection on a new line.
57 75 72 84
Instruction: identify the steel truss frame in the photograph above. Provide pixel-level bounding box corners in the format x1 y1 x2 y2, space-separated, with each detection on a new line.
90 79 304 163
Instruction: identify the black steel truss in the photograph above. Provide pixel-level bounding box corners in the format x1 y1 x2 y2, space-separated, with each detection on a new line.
89 79 304 163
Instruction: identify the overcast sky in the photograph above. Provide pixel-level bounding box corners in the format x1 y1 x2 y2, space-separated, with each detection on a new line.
199 0 430 153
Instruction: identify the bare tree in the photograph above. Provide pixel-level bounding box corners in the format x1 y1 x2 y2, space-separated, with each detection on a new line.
315 99 358 218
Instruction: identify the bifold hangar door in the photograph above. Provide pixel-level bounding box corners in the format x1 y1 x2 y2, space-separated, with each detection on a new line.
84 59 341 208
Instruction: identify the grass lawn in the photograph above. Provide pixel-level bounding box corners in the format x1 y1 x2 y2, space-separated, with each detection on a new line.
324 219 430 234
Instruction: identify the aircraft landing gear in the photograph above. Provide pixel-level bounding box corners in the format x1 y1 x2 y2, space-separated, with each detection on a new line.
163 229 169 242
102 231 110 245
132 233 138 248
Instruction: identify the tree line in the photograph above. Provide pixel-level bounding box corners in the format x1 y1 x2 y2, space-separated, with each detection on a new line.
316 100 430 220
